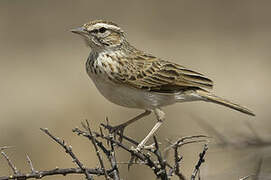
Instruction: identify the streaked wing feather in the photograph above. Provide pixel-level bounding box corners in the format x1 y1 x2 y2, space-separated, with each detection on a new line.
112 54 213 93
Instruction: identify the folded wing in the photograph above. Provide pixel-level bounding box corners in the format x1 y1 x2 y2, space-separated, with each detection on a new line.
111 54 213 93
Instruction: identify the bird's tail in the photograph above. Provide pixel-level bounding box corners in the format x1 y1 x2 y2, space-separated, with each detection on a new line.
196 89 255 116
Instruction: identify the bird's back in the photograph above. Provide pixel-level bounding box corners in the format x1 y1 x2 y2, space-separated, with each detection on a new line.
97 49 214 94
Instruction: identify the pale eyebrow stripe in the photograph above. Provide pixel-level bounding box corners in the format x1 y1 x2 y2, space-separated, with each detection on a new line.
94 23 121 31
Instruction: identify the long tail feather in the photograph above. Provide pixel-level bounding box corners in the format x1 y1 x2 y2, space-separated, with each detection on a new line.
196 90 255 116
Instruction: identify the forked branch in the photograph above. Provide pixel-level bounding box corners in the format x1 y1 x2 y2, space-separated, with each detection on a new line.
0 120 209 180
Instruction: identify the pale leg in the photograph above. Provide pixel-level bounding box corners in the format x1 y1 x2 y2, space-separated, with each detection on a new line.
104 110 152 140
136 108 165 151
116 110 151 128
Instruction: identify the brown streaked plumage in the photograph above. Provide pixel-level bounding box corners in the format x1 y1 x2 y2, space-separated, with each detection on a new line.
109 56 214 92
71 20 255 151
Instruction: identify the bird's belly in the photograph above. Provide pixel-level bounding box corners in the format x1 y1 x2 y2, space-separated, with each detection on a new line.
90 75 178 110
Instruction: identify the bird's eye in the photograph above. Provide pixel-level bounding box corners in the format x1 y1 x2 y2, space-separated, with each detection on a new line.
91 29 98 33
99 27 107 33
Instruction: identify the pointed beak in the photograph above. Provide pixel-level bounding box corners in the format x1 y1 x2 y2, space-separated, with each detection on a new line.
70 27 88 35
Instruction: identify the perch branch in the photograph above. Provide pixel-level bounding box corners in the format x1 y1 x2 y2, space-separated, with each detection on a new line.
108 135 120 180
1 120 212 180
82 120 109 180
0 167 107 180
1 151 19 175
73 127 161 177
40 128 93 180
191 144 208 180
26 154 36 174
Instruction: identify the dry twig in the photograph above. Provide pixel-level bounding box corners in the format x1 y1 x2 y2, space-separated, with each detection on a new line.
0 120 210 180
1 151 19 175
82 120 109 180
26 154 36 174
191 144 208 180
40 128 93 180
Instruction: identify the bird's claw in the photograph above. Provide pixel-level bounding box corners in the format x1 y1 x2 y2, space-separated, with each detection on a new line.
112 125 126 142
128 147 140 170
130 145 143 153
101 123 126 142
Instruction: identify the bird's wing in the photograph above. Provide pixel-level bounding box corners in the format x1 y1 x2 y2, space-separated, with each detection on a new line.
111 54 213 93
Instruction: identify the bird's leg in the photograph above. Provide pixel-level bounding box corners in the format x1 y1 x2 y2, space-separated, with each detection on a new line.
134 108 165 152
115 110 151 129
103 110 151 141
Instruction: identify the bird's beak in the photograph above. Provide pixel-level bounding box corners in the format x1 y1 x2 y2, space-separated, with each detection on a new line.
70 27 88 36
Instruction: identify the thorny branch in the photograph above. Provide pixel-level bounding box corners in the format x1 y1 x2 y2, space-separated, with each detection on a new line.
82 120 109 180
0 119 209 180
1 151 19 175
0 167 105 180
40 128 93 180
191 144 208 180
26 154 36 174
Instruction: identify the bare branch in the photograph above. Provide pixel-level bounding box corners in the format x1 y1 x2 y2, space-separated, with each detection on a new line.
164 135 209 152
153 135 168 180
26 154 36 174
172 146 185 180
191 144 208 180
116 161 147 165
1 151 19 175
0 167 107 180
40 128 93 180
239 174 254 180
73 127 160 177
108 136 120 180
82 120 109 180
0 120 214 180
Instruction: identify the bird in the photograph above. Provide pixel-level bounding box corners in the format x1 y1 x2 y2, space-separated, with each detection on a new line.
70 20 255 151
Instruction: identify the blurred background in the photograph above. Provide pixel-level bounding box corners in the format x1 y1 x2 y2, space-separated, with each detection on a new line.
0 0 270 179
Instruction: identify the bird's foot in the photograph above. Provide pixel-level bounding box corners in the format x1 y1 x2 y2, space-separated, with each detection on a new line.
111 124 126 142
127 146 142 170
130 144 145 153
101 123 126 142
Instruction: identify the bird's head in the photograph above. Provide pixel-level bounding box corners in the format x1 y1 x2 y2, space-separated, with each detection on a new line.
70 20 126 50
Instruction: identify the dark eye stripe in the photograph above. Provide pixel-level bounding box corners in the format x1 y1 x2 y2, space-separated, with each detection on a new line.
90 27 107 34
91 29 98 33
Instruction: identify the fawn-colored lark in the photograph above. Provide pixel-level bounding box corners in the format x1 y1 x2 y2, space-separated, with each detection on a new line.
71 20 254 151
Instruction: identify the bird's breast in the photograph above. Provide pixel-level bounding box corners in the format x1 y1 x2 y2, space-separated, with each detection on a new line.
85 51 188 109
86 51 124 78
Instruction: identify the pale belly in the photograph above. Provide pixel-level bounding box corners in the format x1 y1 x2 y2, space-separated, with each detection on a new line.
89 74 196 110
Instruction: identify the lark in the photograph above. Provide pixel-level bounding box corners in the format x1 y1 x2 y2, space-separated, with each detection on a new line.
71 20 255 151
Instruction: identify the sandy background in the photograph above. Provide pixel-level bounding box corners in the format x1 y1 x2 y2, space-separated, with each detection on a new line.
0 0 270 179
